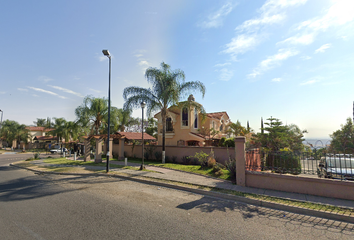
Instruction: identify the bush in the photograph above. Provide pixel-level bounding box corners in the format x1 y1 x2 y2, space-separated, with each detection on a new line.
154 151 162 161
212 162 224 173
214 169 224 177
225 158 236 181
144 151 150 161
172 156 178 163
207 157 216 168
267 152 301 175
165 156 172 163
33 152 40 159
188 151 209 167
224 138 235 147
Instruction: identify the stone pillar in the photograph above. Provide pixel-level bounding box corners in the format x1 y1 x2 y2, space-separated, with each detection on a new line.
118 137 125 160
95 138 103 163
235 137 246 187
84 138 91 162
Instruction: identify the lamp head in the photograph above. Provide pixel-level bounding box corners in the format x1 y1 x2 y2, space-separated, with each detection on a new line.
102 50 110 56
141 102 146 108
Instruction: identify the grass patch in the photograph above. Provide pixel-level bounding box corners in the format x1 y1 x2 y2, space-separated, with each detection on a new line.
119 158 231 180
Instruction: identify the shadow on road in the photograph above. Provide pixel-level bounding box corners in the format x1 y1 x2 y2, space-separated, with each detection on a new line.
177 196 354 238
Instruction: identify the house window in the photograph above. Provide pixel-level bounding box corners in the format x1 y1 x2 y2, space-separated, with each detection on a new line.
182 107 188 126
194 108 198 128
166 117 173 132
220 120 224 132
212 121 215 129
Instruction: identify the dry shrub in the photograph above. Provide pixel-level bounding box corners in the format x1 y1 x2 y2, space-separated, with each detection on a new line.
207 157 216 168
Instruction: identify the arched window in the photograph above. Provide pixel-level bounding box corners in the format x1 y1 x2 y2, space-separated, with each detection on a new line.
182 107 188 126
166 117 173 132
194 108 198 128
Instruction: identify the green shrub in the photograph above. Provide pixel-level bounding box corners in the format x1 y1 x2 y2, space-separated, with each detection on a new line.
33 152 40 159
225 158 236 181
172 156 178 163
267 152 301 175
154 151 162 161
223 138 235 147
212 162 224 173
188 151 209 167
214 169 224 177
144 151 150 161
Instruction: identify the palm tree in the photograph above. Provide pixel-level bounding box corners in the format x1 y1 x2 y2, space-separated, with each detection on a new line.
116 108 139 132
75 95 119 136
0 120 30 147
48 117 67 144
33 118 46 127
227 120 248 137
123 62 206 163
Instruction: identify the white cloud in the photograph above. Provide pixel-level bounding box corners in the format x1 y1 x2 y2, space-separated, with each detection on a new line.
248 49 299 78
277 33 315 45
214 62 231 67
236 14 285 32
217 68 233 81
198 2 234 29
48 85 83 97
38 76 53 83
300 79 320 85
138 60 149 66
32 94 39 97
301 55 312 60
315 43 331 53
223 0 306 60
28 86 67 99
298 0 354 32
0 91 5 94
98 56 107 62
272 78 282 82
89 88 101 93
17 88 28 92
223 34 260 59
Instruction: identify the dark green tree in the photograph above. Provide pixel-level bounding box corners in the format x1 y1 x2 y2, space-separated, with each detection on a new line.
330 117 354 153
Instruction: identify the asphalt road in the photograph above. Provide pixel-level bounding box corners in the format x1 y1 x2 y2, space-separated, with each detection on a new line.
1 156 354 239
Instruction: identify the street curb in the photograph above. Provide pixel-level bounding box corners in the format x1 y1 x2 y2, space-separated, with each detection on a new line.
10 163 354 224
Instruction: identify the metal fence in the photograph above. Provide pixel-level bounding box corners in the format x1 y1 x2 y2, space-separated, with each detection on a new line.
246 147 354 181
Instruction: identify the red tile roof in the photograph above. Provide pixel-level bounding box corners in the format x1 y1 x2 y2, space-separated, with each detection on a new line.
206 111 229 120
26 126 54 132
116 132 156 140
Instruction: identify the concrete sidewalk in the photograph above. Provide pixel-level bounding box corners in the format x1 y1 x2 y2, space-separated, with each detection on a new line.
37 157 354 210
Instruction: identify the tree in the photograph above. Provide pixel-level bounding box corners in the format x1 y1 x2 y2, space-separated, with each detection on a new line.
330 117 354 153
75 95 119 135
0 120 30 147
145 117 158 138
116 108 139 132
227 120 247 137
33 118 46 127
253 117 307 152
123 62 206 163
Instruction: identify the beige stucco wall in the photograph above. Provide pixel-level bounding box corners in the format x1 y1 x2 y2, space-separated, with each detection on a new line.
155 107 229 146
112 143 235 165
246 171 354 201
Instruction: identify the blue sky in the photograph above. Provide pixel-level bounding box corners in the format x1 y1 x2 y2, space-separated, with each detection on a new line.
1 0 353 139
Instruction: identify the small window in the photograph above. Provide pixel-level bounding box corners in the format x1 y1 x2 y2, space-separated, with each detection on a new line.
194 108 198 128
166 117 173 132
212 121 215 129
182 107 188 126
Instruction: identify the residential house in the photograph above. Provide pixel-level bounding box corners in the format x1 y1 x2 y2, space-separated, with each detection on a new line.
154 95 230 146
26 126 57 144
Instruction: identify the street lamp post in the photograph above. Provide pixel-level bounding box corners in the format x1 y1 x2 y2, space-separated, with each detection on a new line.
102 50 111 173
140 102 146 170
0 110 3 130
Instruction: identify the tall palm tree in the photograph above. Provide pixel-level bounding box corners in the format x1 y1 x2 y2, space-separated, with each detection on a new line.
33 118 46 127
116 108 139 132
123 62 206 163
75 95 119 135
227 120 248 137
